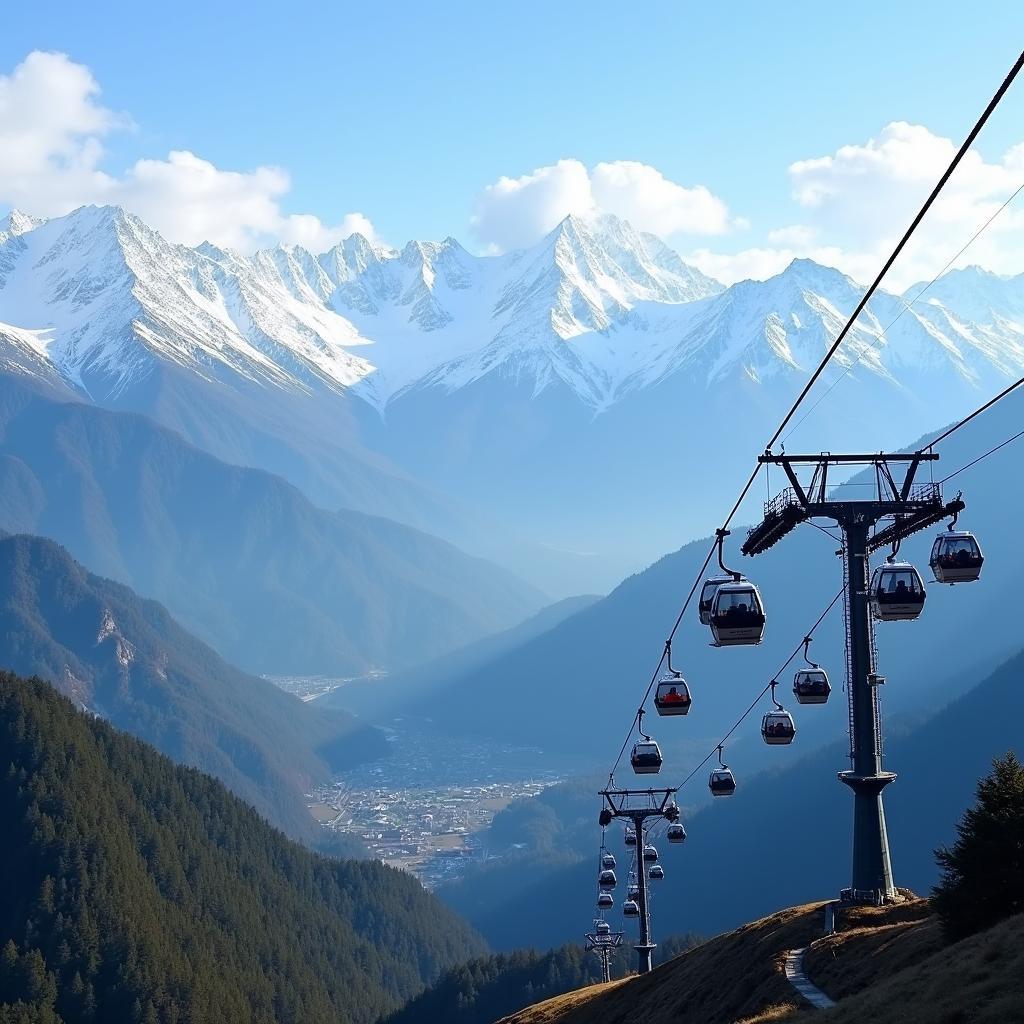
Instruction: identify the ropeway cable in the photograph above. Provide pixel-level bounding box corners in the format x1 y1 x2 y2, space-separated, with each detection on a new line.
604 48 1024 785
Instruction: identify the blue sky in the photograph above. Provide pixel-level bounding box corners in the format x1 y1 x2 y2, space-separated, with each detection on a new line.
2 2 1024 285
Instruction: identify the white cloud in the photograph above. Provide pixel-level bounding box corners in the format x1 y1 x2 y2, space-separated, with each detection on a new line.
0 51 375 253
278 211 377 251
767 224 817 247
471 158 734 252
590 160 732 236
690 123 1024 288
470 159 596 253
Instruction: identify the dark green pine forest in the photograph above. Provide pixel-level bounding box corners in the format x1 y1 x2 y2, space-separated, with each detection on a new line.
0 532 385 845
381 934 701 1024
0 671 486 1024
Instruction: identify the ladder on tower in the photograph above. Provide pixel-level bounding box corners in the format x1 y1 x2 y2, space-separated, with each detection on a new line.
841 537 855 765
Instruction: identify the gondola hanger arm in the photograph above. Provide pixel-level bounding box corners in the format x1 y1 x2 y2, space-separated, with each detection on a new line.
715 529 742 582
802 636 818 670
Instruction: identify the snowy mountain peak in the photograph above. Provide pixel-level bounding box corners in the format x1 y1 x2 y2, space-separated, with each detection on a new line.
0 209 46 240
1 205 1023 418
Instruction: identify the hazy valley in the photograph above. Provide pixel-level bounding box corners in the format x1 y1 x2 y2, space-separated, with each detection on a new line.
1 48 1024 1021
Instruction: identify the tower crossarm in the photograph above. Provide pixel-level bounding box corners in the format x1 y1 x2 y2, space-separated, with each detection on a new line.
868 497 965 553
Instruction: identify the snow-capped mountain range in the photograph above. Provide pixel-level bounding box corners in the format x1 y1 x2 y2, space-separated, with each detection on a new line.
0 205 727 411
2 204 1023 592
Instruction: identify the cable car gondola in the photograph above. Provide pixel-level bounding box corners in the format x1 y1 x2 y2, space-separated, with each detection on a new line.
642 845 658 863
710 580 766 646
598 869 617 889
649 865 665 880
870 559 926 621
699 576 732 625
596 920 611 936
631 737 663 775
597 891 613 909
794 668 830 704
602 852 616 870
793 637 830 705
930 527 984 585
623 900 639 918
654 675 692 717
624 827 637 847
667 823 687 844
762 682 796 745
709 745 737 797
706 533 765 645
627 883 639 900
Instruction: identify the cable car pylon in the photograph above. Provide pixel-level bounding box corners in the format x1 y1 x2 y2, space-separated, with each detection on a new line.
743 450 966 905
597 786 679 974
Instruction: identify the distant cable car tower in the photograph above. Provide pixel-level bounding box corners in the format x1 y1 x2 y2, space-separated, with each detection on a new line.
597 786 679 974
742 450 966 905
585 919 622 983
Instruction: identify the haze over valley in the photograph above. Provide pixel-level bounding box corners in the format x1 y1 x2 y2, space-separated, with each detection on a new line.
0 11 1022 1023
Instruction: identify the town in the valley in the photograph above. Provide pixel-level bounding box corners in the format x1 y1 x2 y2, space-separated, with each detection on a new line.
306 723 571 888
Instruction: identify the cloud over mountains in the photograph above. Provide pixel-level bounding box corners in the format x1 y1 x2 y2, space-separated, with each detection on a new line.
2 50 1024 290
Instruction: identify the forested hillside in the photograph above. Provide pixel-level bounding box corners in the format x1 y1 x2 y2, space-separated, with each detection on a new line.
380 935 700 1024
0 533 383 843
0 672 486 1023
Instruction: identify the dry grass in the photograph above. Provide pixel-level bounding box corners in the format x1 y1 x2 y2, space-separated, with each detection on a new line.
808 912 1024 1024
494 980 627 1023
500 901 831 1024
803 896 940 999
737 1002 816 1023
502 898 1024 1024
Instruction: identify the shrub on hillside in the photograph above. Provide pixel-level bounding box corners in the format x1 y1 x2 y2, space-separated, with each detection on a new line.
933 752 1024 940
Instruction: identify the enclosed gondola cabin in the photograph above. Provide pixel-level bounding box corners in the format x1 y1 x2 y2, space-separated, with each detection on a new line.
596 920 612 936
601 853 616 870
710 580 766 646
649 865 665 880
598 869 617 889
627 883 639 900
870 561 926 621
597 892 613 909
624 828 637 847
642 845 659 863
667 823 686 844
631 739 663 775
762 710 796 745
930 531 984 584
623 900 640 918
699 576 732 625
654 676 692 716
709 768 737 797
793 668 831 705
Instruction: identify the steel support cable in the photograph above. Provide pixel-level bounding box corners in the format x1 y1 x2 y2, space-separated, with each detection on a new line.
604 50 1024 788
922 372 1024 450
940 428 1024 483
672 588 845 793
781 179 1024 447
766 49 1024 453
606 537 718 783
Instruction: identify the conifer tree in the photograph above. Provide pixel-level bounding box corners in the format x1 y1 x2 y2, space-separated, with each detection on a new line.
933 752 1024 940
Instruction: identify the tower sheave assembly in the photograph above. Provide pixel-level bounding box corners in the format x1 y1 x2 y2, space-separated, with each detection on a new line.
743 451 966 904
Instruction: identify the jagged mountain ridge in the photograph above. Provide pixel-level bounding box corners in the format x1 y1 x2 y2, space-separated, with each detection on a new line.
0 531 385 842
4 205 1024 413
4 205 1024 592
0 205 731 412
